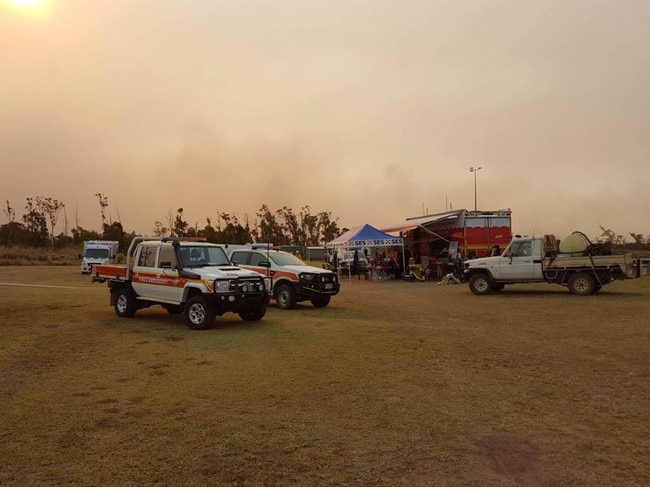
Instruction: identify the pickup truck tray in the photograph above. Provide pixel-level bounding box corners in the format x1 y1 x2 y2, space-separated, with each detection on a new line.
544 254 635 277
93 264 127 280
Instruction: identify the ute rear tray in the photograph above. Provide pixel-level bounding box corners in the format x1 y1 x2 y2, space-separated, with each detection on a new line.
93 264 127 280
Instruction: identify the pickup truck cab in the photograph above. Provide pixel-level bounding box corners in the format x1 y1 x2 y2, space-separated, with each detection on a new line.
93 237 271 330
464 233 636 295
227 247 340 309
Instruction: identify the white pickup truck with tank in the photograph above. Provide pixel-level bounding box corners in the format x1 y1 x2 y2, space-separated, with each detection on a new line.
464 232 641 295
92 237 271 329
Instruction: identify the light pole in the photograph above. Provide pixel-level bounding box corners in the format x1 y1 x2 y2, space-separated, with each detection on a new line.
469 166 482 211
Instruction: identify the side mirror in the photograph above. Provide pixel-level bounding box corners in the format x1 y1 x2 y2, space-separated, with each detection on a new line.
259 260 271 268
160 261 172 269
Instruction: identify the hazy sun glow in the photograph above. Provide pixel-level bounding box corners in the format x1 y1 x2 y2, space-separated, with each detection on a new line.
5 0 50 15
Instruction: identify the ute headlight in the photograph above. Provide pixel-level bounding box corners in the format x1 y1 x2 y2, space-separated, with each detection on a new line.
300 273 315 281
214 280 231 292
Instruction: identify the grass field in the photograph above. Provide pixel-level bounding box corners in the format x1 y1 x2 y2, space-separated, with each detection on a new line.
1 266 649 486
0 246 81 266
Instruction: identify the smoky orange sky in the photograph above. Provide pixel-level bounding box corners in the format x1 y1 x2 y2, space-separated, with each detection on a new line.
2 0 649 240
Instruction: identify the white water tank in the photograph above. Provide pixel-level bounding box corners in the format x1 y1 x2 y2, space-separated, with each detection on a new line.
559 232 590 254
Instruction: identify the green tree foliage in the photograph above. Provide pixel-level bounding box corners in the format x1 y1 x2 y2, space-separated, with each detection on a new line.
199 218 217 242
71 227 102 245
153 221 169 237
4 200 16 223
0 221 28 246
273 205 340 246
22 197 49 246
1 196 344 250
597 226 650 251
36 197 65 249
629 232 647 246
103 221 129 250
219 213 252 243
96 193 108 229
229 205 340 245
159 205 340 246
317 210 340 245
301 206 320 247
172 208 189 237
2 200 19 245
598 225 626 246
256 204 287 245
278 206 303 246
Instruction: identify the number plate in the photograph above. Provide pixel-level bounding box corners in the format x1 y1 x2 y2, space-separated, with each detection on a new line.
325 283 333 290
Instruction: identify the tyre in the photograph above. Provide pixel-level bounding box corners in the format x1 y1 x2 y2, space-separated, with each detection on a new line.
469 274 493 295
114 289 137 317
184 296 216 330
275 283 298 309
568 272 596 295
311 295 331 308
239 304 267 321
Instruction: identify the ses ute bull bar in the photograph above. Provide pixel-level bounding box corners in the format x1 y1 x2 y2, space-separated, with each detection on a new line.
298 273 340 295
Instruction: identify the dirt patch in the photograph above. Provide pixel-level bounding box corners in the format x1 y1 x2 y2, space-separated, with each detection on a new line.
474 434 540 483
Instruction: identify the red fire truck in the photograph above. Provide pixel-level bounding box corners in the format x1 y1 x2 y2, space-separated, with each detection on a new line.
382 209 512 260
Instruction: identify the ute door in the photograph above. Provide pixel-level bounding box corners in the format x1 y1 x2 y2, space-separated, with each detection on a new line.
494 240 541 281
132 244 183 302
132 245 183 302
230 251 251 268
248 252 273 276
131 244 164 300
156 245 183 303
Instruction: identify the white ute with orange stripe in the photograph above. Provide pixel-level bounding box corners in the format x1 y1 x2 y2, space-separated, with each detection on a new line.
92 237 271 330
227 246 340 309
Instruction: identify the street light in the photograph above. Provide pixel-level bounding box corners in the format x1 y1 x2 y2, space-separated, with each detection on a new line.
469 166 482 211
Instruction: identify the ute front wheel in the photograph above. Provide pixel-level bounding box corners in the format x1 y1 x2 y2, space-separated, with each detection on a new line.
184 296 215 330
275 283 297 310
469 274 494 295
568 272 596 295
114 289 137 317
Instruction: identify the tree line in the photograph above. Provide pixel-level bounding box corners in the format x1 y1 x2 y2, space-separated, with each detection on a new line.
155 204 342 247
0 195 344 251
4 194 650 252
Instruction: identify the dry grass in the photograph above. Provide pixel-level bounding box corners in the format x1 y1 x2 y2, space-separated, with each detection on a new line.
1 266 649 486
0 246 82 266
